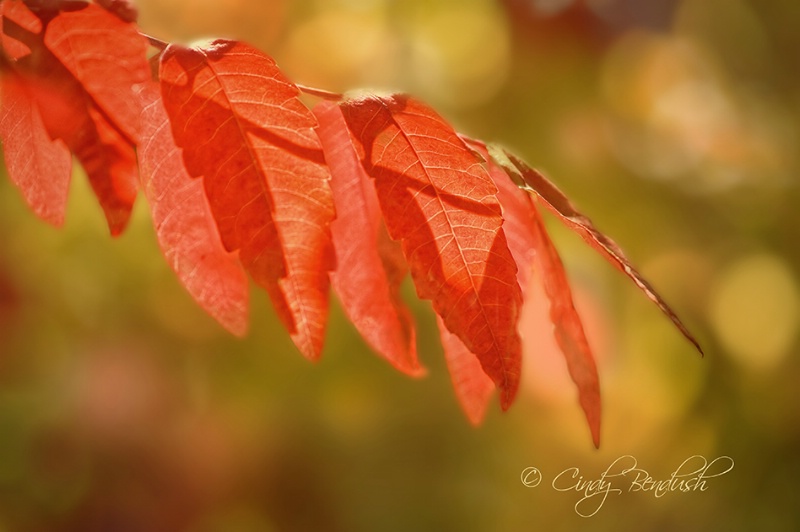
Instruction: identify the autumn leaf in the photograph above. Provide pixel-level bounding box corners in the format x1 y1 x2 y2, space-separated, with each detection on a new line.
438 314 495 425
138 82 249 337
488 145 703 356
0 71 72 226
339 93 523 409
44 2 149 143
527 201 602 448
313 99 422 376
159 39 336 359
461 138 601 442
482 142 601 446
0 1 147 234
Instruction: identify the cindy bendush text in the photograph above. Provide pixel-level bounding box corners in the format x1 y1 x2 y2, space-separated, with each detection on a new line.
520 455 734 517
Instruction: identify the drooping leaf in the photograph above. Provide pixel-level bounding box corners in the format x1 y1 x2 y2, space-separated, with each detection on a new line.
159 39 336 359
468 138 601 445
438 314 494 425
0 73 72 226
138 82 249 337
489 145 703 356
528 200 602 448
44 2 149 143
313 99 422 376
339 93 523 408
1 0 139 234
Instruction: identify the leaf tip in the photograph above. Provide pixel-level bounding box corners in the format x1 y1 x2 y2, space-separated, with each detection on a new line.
498 386 517 412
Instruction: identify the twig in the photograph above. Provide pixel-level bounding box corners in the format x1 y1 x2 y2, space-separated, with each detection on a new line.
297 84 344 101
141 32 169 51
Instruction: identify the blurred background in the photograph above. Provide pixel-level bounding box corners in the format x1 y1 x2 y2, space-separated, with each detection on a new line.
1 0 799 529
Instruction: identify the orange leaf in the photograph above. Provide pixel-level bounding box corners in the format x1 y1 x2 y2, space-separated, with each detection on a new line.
159 39 336 359
340 93 523 408
1 1 138 234
490 146 703 356
138 82 249 337
313 100 422 376
0 73 72 226
528 201 602 448
44 2 149 143
438 314 494 425
469 138 601 446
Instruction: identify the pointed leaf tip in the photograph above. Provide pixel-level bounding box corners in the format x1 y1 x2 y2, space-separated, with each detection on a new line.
488 144 703 357
438 315 495 425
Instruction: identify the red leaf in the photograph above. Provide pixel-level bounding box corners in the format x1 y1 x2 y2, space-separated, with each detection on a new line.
0 0 41 59
1 0 138 234
159 39 336 359
138 82 249 337
313 100 422 376
469 138 601 445
339 93 523 409
438 314 494 425
528 201 602 447
489 146 703 356
0 73 72 226
44 2 149 143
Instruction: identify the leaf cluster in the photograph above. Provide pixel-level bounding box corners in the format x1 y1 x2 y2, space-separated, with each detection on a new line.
0 0 702 447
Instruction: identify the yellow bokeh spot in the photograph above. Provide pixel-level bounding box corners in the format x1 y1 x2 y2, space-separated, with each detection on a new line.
710 254 799 371
405 3 511 108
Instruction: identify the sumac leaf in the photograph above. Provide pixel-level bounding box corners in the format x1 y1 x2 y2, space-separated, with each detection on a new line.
489 145 703 356
159 39 336 359
438 314 495 425
1 0 138 234
314 100 421 375
138 82 249 336
0 72 71 225
340 93 523 408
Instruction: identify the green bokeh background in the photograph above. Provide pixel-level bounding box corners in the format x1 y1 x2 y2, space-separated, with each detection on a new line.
1 0 798 530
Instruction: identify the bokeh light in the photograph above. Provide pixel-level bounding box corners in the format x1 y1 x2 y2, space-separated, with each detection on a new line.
710 253 799 371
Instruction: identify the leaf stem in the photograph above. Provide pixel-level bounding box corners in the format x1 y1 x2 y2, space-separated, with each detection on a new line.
297 84 343 101
140 32 169 51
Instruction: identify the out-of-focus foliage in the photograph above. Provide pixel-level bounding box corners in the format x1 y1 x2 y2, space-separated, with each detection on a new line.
1 0 798 529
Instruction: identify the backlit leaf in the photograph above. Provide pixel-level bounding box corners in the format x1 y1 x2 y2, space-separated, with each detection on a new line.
470 138 601 445
138 82 249 336
438 314 494 425
0 73 71 226
1 0 138 234
340 93 523 408
159 39 336 359
314 99 421 375
489 145 703 356
44 2 149 143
